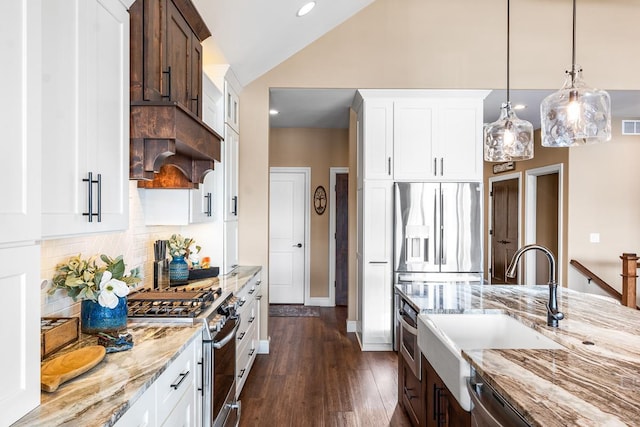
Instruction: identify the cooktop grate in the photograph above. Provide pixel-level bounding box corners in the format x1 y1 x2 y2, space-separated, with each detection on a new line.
127 287 222 318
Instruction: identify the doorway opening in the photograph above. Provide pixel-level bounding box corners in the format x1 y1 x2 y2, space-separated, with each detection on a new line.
525 164 563 285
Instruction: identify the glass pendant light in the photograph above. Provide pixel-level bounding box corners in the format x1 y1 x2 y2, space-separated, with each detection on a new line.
540 0 611 147
484 0 534 162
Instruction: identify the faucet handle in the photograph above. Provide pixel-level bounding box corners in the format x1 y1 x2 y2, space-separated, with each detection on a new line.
547 303 564 321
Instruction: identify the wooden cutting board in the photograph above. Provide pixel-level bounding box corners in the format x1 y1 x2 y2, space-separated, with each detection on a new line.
41 345 106 392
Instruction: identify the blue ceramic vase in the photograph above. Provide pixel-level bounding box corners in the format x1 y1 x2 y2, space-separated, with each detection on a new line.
81 296 128 334
169 255 189 284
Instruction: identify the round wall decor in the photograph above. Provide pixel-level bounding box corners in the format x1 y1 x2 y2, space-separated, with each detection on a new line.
313 186 327 215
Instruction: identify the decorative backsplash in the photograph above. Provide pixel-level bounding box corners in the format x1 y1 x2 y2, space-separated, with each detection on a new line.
41 181 219 317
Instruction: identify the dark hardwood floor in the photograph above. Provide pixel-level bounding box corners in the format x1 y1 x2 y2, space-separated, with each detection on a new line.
239 306 412 427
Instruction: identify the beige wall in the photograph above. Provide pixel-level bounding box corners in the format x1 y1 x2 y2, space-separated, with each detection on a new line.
269 128 349 298
238 0 640 328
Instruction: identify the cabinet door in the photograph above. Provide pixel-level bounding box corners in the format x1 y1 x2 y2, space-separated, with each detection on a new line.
225 82 240 132
42 0 129 237
361 181 393 349
362 100 393 180
224 220 239 273
130 0 165 101
0 0 41 245
437 99 483 181
0 245 41 426
401 356 424 426
161 382 196 427
224 126 239 221
394 100 438 180
190 39 203 117
189 172 216 223
166 0 192 111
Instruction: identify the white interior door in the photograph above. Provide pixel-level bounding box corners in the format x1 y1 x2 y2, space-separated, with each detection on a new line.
269 170 307 304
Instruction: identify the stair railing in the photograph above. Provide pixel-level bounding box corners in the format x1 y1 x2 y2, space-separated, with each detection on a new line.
620 253 639 309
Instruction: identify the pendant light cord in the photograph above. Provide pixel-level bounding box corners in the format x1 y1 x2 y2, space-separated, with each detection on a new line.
506 0 510 103
570 0 578 85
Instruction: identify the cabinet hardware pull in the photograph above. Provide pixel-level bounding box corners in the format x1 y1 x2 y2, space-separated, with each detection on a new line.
238 299 246 307
387 157 391 176
255 295 262 301
369 261 388 264
403 386 417 400
249 348 255 356
248 288 255 295
198 358 204 396
170 370 190 390
82 172 100 222
192 94 199 116
238 368 246 379
256 280 262 286
162 66 172 99
204 192 212 216
433 158 437 176
232 196 238 216
440 158 444 176
237 331 246 341
248 316 255 323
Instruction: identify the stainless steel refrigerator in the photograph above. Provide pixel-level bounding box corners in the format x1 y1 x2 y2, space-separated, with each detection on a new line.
394 182 483 281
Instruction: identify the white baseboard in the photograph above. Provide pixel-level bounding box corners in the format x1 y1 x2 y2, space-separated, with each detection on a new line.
305 297 333 307
257 338 270 354
346 320 357 333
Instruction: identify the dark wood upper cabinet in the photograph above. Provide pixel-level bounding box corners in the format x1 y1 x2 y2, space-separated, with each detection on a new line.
129 0 221 184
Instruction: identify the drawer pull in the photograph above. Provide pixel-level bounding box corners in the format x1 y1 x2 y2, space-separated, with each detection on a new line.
170 370 190 390
248 316 255 323
249 348 255 356
256 280 262 286
238 368 246 379
248 288 255 295
237 332 246 341
238 299 246 307
255 295 262 301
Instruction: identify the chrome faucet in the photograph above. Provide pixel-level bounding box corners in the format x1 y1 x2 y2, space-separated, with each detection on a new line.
506 244 565 327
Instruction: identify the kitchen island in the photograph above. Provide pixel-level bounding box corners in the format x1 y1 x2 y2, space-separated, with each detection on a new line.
13 266 261 427
396 283 640 426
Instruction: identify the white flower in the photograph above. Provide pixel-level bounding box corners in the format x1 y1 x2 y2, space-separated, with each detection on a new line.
97 271 130 309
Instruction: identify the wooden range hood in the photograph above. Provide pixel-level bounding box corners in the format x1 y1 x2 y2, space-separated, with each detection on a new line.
129 0 222 187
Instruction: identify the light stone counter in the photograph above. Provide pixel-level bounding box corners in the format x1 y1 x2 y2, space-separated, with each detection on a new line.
13 266 262 427
397 283 640 426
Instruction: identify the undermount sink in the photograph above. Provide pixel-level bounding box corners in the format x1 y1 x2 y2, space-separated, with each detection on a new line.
418 313 565 412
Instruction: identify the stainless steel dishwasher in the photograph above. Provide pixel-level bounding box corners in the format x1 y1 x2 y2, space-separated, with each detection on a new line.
467 370 530 427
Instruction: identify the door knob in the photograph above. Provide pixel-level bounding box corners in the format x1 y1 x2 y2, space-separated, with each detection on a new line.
293 243 302 248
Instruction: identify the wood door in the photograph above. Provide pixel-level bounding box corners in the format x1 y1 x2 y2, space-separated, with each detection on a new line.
269 171 306 304
335 173 349 306
166 0 192 109
491 178 519 284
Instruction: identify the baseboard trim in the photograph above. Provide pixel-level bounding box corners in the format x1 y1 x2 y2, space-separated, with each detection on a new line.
305 297 333 307
257 338 270 354
346 320 357 333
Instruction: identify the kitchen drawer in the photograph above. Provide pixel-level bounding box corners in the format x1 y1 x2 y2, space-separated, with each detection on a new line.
236 325 258 397
161 377 196 427
156 340 196 424
236 298 256 343
114 382 157 427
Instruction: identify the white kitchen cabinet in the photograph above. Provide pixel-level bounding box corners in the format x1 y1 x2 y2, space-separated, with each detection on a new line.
224 220 239 273
357 181 394 350
394 96 485 181
0 0 41 246
0 0 41 424
235 271 262 397
189 172 217 224
0 245 41 426
41 0 130 238
114 334 202 427
393 99 438 180
202 73 224 136
361 99 394 180
225 81 240 133
224 125 239 221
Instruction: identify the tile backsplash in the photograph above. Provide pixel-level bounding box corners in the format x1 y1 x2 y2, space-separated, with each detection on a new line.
41 181 219 317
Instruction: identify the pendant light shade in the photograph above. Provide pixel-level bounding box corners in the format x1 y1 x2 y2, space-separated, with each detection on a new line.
485 102 534 161
484 0 534 162
540 0 611 147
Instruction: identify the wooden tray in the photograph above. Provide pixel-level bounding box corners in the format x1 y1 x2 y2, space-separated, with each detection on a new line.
41 317 79 359
41 345 106 392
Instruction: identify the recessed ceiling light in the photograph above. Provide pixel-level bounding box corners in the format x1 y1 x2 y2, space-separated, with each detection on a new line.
513 104 527 110
269 109 279 115
296 1 316 17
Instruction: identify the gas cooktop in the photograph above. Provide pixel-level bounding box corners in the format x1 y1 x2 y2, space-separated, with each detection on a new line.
127 286 229 323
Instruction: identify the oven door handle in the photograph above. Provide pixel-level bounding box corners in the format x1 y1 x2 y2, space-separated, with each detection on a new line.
399 316 418 335
213 315 241 349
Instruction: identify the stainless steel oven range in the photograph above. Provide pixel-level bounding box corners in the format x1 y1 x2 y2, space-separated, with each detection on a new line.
128 286 241 427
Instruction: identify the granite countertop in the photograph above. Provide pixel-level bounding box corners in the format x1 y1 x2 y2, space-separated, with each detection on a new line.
397 283 640 426
14 266 262 427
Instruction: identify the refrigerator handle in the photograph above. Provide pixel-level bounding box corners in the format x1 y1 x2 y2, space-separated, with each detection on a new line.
440 190 445 265
440 158 444 176
433 158 437 176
